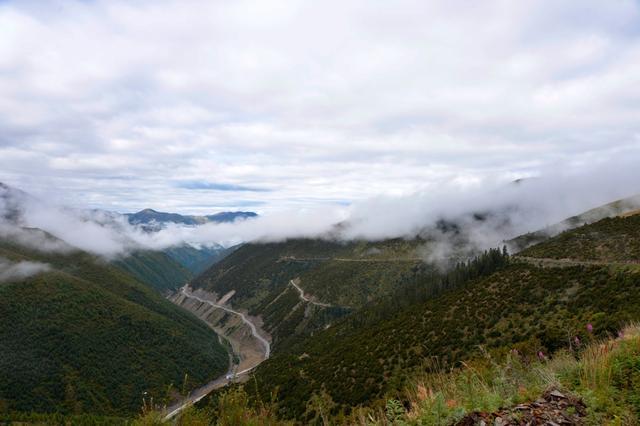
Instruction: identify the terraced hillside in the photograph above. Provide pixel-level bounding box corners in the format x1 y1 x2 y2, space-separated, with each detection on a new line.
0 229 229 418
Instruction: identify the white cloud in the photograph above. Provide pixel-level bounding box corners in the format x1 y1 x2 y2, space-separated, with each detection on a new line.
0 0 638 216
0 257 51 282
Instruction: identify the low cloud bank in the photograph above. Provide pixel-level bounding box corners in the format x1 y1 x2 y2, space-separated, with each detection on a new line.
0 257 51 282
1 158 639 260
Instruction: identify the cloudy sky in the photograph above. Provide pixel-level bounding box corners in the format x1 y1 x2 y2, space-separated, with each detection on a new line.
1 0 639 214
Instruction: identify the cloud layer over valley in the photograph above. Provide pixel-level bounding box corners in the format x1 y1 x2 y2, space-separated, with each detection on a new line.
0 1 639 260
2 155 639 260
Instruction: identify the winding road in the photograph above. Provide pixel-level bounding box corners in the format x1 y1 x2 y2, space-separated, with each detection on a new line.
180 286 271 358
163 286 270 420
289 279 332 307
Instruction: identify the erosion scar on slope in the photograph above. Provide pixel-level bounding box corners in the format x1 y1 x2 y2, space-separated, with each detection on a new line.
180 286 271 358
163 285 271 420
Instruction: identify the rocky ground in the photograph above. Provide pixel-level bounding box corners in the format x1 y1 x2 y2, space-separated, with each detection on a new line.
456 388 587 425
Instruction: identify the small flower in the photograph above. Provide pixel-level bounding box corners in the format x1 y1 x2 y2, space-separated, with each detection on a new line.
574 336 581 346
537 351 546 360
618 330 625 339
586 323 593 333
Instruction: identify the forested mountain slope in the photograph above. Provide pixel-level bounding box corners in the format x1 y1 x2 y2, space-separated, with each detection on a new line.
0 230 228 418
164 243 237 275
249 254 640 420
113 250 193 293
112 243 237 293
519 213 640 262
190 238 430 348
508 194 640 252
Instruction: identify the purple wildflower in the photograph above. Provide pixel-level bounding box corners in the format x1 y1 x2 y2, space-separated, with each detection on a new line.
586 323 593 333
537 351 545 360
574 336 581 346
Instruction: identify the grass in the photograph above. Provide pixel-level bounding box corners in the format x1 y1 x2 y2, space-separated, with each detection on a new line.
381 324 640 425
139 324 640 425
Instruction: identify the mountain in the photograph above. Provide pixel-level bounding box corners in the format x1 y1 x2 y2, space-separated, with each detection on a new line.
186 238 429 350
112 249 193 293
0 183 235 293
125 208 257 231
0 183 33 223
181 199 640 422
0 228 229 418
113 244 238 292
186 191 638 353
6 180 640 423
164 243 238 275
519 212 640 262
508 194 640 252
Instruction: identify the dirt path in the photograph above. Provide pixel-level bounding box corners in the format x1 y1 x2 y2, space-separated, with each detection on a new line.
289 279 332 307
514 255 640 268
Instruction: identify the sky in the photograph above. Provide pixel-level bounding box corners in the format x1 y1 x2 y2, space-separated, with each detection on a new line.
1 0 640 215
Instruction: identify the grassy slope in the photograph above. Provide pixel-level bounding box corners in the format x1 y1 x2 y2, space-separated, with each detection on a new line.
386 325 640 425
0 235 228 417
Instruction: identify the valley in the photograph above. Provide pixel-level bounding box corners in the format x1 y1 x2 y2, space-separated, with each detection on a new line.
164 286 271 420
3 185 640 425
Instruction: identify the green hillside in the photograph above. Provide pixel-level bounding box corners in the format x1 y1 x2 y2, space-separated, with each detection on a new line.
508 194 640 252
248 256 640 420
191 238 429 348
0 230 229 418
182 325 640 425
164 243 236 275
113 249 193 293
519 213 640 262
113 244 238 293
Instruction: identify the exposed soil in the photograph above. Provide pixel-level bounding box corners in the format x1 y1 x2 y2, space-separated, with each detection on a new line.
456 388 587 425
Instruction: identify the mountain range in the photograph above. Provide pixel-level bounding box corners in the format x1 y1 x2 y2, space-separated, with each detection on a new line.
3 183 640 424
125 208 257 232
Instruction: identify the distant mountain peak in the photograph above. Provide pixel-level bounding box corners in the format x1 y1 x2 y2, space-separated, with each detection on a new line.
138 208 158 214
125 209 258 231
